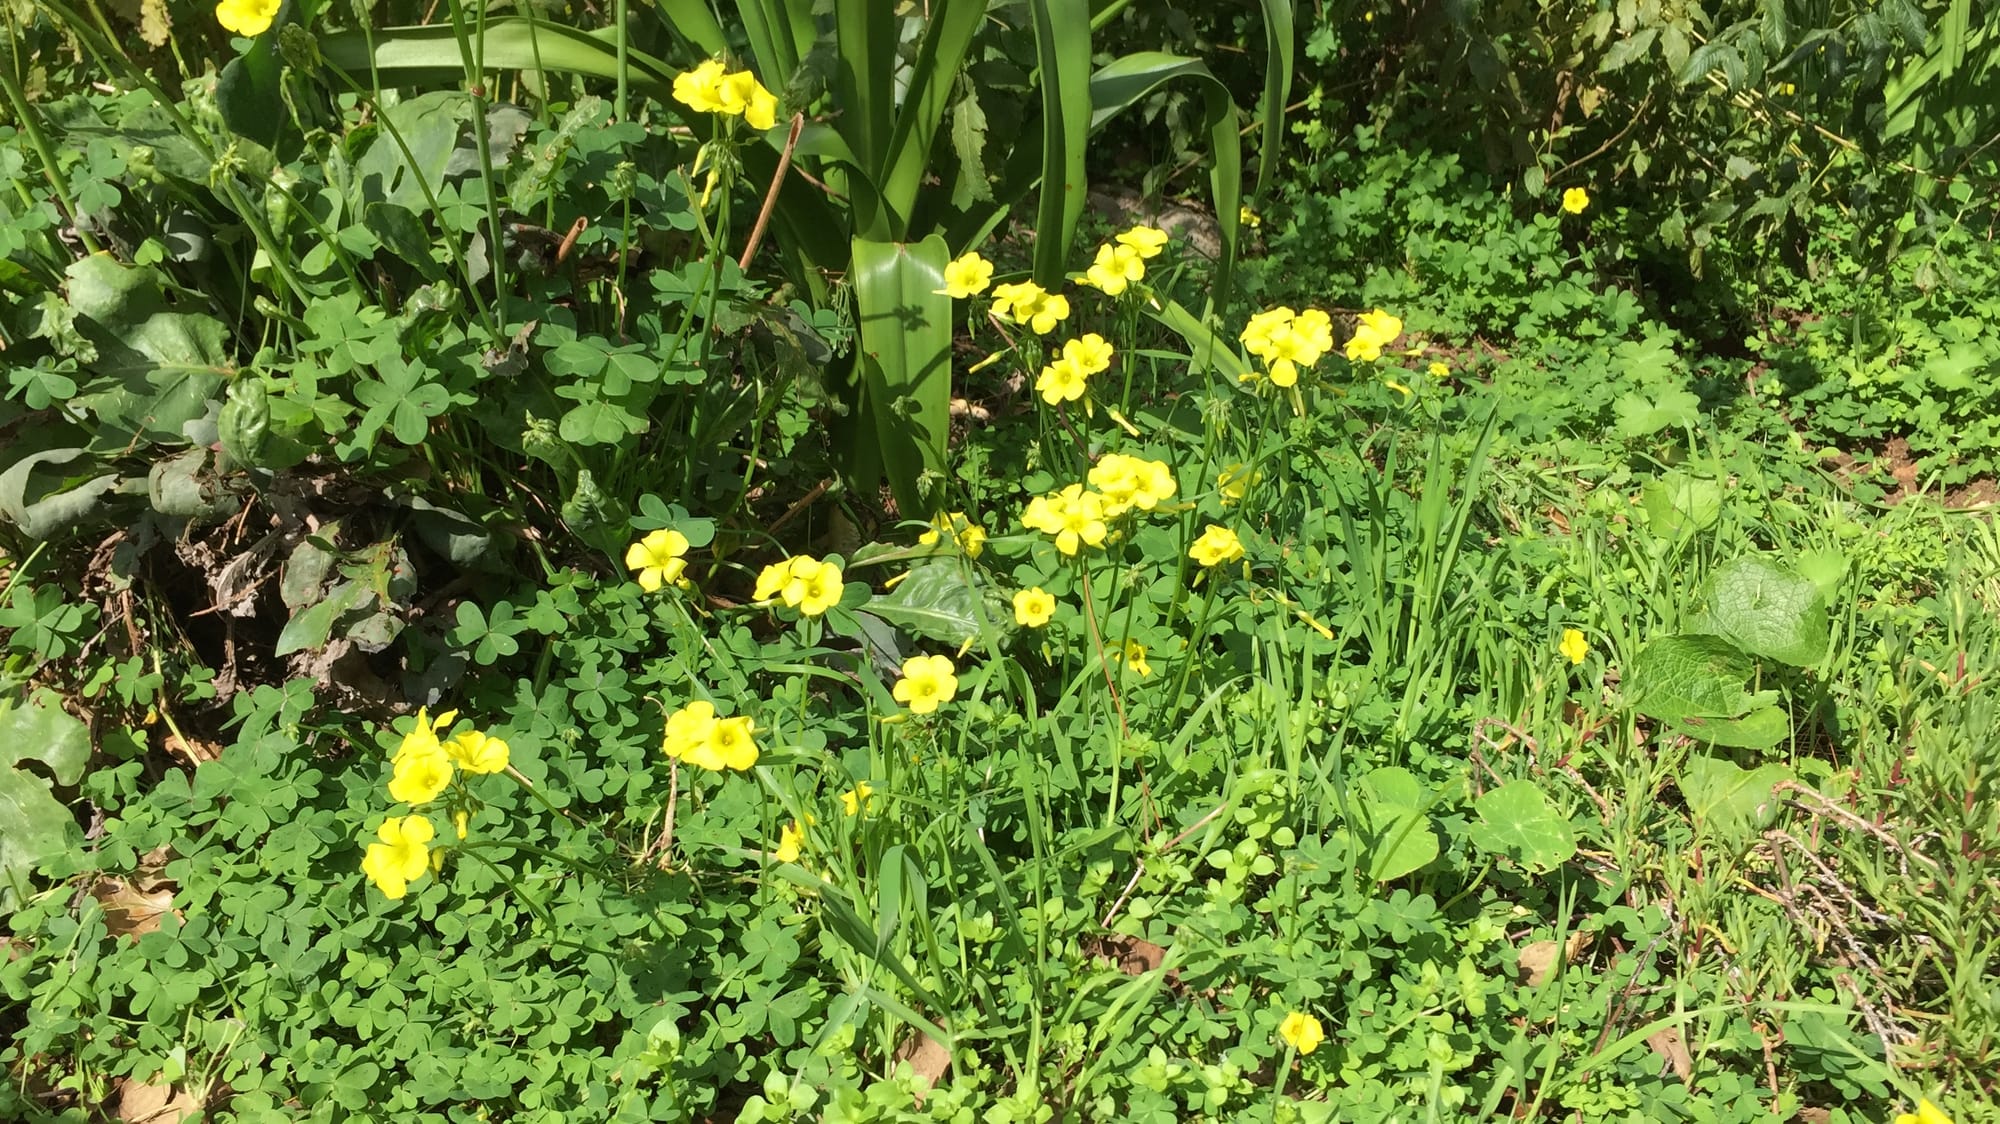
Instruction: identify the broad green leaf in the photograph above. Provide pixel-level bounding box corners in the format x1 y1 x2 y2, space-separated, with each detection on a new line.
877 0 990 233
1672 706 1792 750
1705 555 1829 667
851 235 952 516
1629 634 1760 723
1467 781 1578 873
0 448 120 541
1640 470 1722 541
0 691 91 905
1342 766 1440 882
64 255 228 443
863 562 987 646
1613 387 1701 438
1681 754 1794 841
275 579 371 656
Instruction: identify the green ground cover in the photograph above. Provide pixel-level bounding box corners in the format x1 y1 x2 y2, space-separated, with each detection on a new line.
2 0 1996 1121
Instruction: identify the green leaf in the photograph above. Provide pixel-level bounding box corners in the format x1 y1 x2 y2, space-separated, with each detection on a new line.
0 448 120 541
63 255 228 443
1029 0 1093 288
1341 766 1440 882
1253 0 1296 199
1613 387 1701 438
851 235 952 516
275 579 371 656
1629 634 1760 722
863 562 986 646
0 691 91 905
1640 470 1723 541
1467 781 1578 873
1672 706 1792 750
320 21 681 105
1705 555 1830 667
1681 754 1794 841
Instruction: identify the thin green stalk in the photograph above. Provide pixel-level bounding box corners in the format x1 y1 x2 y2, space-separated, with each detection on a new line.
0 48 102 254
446 0 509 341
1166 570 1223 721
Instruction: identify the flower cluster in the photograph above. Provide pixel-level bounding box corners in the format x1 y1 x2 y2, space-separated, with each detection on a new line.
893 654 959 716
919 511 986 558
215 0 280 36
1240 307 1334 386
1036 333 1115 406
672 60 780 131
1087 453 1177 516
1021 484 1109 556
1343 309 1404 363
1081 226 1167 296
361 707 512 900
754 555 845 616
662 700 760 771
989 281 1071 335
625 529 693 592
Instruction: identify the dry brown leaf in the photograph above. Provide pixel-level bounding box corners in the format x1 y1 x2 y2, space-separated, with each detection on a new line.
891 1033 951 1106
1646 1026 1693 1084
113 1075 201 1122
91 876 175 939
164 733 222 764
137 0 171 48
1516 931 1594 986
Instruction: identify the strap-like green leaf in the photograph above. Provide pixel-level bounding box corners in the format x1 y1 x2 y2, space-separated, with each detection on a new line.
1255 0 1295 200
851 236 953 516
1029 0 1092 287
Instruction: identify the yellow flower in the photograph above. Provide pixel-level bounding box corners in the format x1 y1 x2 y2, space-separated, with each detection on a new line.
1278 1011 1325 1055
215 0 280 35
713 71 780 130
774 820 805 863
1036 357 1090 405
393 707 457 764
1895 1100 1954 1124
754 556 845 616
1189 524 1245 567
446 729 510 775
672 59 732 115
1344 309 1404 362
1013 587 1056 628
625 529 692 592
1116 225 1170 259
1385 379 1413 399
388 744 453 805
919 511 986 558
1084 243 1146 296
1242 307 1333 385
992 281 1071 334
453 810 469 840
937 252 995 298
1089 453 1176 516
1562 187 1590 214
892 653 959 715
360 815 435 900
1560 628 1589 666
1062 333 1116 376
1240 307 1294 360
684 714 759 772
1217 463 1260 507
841 782 874 817
662 700 716 760
1122 641 1152 678
1022 484 1109 556
1428 360 1450 378
1238 205 1262 229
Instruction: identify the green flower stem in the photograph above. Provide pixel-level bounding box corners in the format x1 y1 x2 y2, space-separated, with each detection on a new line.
446 0 509 341
0 57 100 254
1166 567 1223 722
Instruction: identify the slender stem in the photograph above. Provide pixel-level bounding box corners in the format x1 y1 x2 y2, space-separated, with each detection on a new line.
0 44 101 254
446 0 508 341
1167 571 1222 721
